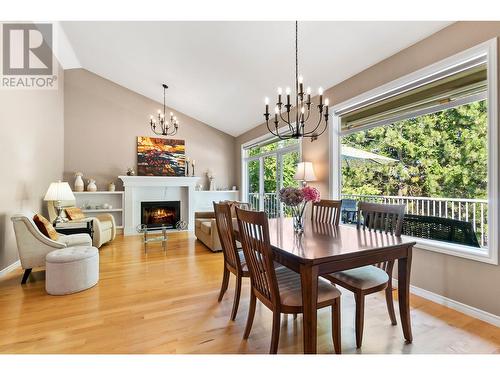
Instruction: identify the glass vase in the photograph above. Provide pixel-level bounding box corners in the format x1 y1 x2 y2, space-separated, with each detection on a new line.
293 213 304 234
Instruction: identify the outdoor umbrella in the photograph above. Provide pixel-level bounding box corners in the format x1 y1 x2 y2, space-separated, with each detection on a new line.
341 145 398 165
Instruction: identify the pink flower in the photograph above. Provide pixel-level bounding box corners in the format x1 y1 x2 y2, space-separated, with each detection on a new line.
302 186 320 203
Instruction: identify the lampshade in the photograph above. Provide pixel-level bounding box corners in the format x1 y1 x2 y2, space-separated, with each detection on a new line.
294 162 317 182
44 181 75 201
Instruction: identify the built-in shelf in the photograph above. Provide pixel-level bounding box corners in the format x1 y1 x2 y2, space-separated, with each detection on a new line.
73 191 124 195
82 208 123 213
74 191 124 228
194 190 239 193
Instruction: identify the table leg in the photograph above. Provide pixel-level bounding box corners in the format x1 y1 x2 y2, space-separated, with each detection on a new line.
398 246 413 343
300 264 319 354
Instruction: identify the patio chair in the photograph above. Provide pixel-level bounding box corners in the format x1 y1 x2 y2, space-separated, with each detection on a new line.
341 199 357 223
402 214 480 247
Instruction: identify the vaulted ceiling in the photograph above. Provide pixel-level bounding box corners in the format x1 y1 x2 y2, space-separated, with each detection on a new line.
61 21 452 137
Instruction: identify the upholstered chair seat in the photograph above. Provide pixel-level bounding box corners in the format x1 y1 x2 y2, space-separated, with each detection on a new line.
276 267 341 308
330 265 389 290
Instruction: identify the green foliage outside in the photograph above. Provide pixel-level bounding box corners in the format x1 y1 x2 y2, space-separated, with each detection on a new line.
247 139 300 195
341 100 488 200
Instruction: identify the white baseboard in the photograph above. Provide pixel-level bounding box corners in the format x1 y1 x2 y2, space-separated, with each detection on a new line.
393 278 500 327
0 260 21 278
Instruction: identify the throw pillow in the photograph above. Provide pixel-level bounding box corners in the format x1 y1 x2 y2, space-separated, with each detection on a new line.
33 214 59 241
65 207 86 220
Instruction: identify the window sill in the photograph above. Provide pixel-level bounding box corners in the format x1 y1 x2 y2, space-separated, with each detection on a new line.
402 235 498 265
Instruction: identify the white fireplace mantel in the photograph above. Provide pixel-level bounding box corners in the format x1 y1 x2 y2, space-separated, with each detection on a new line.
119 176 199 187
119 176 200 235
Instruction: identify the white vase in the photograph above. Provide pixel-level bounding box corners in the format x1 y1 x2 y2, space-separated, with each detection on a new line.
87 179 97 192
74 174 84 192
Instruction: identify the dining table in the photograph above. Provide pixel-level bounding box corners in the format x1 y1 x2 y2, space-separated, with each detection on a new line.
234 217 416 354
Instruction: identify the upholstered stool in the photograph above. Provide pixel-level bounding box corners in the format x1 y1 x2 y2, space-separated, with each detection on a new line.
45 246 99 295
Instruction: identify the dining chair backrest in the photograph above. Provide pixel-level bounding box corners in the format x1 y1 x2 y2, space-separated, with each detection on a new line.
219 200 251 217
357 202 405 237
357 202 405 274
213 202 241 272
235 207 279 307
311 199 342 226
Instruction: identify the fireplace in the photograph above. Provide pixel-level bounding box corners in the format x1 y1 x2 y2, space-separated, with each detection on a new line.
141 201 180 229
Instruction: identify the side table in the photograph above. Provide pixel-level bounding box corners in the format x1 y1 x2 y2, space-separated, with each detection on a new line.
137 224 168 254
55 219 94 240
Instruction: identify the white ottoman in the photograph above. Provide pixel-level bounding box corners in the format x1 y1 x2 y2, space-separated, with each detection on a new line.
45 246 99 295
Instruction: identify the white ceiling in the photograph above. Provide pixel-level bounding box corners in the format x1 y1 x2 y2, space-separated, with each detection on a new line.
61 21 452 137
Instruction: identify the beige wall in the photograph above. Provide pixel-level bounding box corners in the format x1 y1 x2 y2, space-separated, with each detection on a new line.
235 21 500 316
64 69 236 191
0 67 65 271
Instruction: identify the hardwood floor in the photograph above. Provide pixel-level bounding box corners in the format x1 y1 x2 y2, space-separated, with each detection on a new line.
0 232 499 354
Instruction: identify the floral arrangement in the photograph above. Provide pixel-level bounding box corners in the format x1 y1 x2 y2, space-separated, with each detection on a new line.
279 185 320 233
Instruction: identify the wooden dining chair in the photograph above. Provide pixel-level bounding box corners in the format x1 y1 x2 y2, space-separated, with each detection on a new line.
323 201 406 349
311 199 342 225
213 202 250 320
235 207 342 354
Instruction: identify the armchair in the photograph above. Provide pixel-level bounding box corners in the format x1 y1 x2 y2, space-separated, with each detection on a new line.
47 201 116 248
11 213 92 284
195 201 250 252
195 211 221 252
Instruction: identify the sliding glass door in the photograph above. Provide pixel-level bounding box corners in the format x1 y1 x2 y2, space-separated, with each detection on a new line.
244 138 300 217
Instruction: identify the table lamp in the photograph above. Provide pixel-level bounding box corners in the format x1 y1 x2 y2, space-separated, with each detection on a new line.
44 181 76 225
294 162 317 186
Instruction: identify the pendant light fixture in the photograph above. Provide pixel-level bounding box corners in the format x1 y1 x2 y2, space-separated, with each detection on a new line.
150 83 179 136
264 21 329 141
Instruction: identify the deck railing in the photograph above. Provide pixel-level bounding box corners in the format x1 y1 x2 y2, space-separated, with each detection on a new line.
247 192 488 247
341 194 488 247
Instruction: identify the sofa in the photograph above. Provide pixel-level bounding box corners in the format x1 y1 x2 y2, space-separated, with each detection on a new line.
194 201 250 252
47 200 116 248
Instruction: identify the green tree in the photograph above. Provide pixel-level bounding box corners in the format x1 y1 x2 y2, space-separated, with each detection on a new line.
341 100 487 199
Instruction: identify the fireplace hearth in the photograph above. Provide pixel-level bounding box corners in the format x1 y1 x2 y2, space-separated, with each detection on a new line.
141 201 181 229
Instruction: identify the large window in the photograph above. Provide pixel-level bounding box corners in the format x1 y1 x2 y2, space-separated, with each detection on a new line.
330 39 498 264
242 137 300 217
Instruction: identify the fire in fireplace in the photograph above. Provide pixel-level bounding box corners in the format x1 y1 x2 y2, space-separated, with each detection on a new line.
141 201 180 229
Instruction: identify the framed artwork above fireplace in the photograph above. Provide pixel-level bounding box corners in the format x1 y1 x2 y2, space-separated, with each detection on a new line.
137 136 186 176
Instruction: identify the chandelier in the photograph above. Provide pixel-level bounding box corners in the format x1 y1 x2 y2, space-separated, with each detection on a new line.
150 84 179 136
264 21 329 141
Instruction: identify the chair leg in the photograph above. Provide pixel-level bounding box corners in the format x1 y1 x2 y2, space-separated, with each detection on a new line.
355 292 365 349
269 311 281 354
21 268 32 284
243 290 256 339
332 298 341 354
217 266 230 302
385 286 397 326
230 274 242 321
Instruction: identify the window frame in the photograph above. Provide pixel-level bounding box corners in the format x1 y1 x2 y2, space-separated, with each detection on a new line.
329 38 498 265
241 130 302 213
